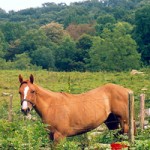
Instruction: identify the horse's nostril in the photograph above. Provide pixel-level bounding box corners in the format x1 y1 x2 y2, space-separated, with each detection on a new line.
27 108 30 113
21 108 24 113
21 108 30 115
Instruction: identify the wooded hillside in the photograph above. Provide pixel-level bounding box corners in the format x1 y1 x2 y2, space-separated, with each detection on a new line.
0 0 150 71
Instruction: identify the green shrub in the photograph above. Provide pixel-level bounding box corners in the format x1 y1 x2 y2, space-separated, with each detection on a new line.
0 118 50 149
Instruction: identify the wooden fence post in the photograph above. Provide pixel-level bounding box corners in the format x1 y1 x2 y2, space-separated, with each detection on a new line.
8 94 13 122
140 94 145 130
128 92 134 144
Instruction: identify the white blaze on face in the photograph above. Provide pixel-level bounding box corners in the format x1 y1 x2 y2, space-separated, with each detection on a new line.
22 86 29 109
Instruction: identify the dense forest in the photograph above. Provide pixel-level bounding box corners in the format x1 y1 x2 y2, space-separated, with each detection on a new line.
0 0 150 71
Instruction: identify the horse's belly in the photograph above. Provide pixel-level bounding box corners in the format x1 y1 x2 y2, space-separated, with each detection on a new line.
68 105 108 136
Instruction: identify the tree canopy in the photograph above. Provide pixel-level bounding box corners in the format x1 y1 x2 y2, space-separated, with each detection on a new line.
0 0 149 71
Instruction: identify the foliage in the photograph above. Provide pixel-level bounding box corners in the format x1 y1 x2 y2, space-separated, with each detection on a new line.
19 29 49 53
55 37 77 71
75 34 93 71
40 22 68 44
134 4 150 65
0 58 14 70
89 22 141 71
0 0 149 71
66 23 95 40
31 46 55 70
97 14 116 25
0 31 7 58
0 99 8 119
0 22 26 43
56 139 79 150
13 53 32 70
0 118 50 149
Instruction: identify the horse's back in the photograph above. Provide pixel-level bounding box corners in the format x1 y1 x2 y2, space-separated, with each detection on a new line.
101 83 131 101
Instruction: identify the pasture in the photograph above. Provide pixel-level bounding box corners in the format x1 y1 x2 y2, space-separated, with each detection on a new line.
0 69 150 149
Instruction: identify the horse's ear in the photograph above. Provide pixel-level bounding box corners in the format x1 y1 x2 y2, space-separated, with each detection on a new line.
19 74 23 83
30 74 34 84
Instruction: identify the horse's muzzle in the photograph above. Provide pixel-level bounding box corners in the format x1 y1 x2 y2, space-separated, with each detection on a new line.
21 107 31 115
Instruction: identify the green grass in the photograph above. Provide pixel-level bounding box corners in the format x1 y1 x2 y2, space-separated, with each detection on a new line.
0 69 150 149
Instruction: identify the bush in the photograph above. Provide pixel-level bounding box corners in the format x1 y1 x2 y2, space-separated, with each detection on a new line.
0 118 50 149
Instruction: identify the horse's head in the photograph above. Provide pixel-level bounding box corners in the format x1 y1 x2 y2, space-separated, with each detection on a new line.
19 74 36 115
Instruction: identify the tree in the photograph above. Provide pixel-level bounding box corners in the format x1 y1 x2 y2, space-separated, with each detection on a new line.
134 5 150 65
13 53 32 70
20 29 49 52
0 8 8 18
5 29 49 60
59 5 92 27
88 22 141 71
1 22 26 43
66 23 95 40
31 46 55 70
75 34 93 70
0 31 7 58
96 14 116 25
40 22 68 44
55 37 77 71
95 14 116 36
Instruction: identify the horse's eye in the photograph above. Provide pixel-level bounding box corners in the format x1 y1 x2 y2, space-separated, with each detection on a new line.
31 91 35 93
19 92 21 95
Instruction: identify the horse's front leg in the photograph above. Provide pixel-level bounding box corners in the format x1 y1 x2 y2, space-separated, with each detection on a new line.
53 131 65 143
49 131 65 149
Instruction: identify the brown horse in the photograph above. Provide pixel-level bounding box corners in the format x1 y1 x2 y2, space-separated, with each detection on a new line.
18 74 133 142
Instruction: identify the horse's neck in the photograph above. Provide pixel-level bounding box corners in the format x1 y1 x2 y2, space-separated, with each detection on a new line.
34 84 55 117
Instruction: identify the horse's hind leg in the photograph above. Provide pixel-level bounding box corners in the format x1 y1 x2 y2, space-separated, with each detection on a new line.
120 119 136 135
119 119 129 134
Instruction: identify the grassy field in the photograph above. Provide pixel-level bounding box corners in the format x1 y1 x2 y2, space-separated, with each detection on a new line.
0 69 150 149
